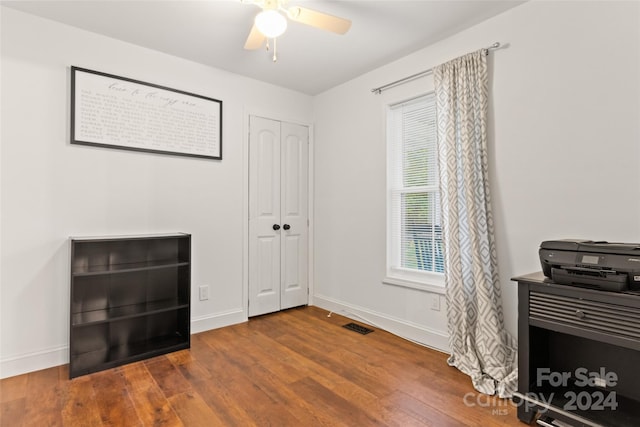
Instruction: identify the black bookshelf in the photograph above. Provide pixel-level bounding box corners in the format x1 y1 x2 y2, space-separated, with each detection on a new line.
69 233 191 378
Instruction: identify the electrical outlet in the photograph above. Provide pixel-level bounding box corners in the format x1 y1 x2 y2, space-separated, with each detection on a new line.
199 285 209 301
430 294 441 311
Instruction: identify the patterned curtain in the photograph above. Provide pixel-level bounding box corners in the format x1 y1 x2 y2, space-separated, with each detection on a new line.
433 50 517 398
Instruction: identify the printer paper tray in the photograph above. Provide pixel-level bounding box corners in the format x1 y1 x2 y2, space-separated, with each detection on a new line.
551 267 628 292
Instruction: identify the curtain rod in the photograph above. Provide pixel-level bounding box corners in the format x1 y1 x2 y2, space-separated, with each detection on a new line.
370 42 501 95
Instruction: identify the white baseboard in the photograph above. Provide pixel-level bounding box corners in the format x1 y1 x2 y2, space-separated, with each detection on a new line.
0 345 68 380
1 309 247 379
190 308 246 334
312 294 451 353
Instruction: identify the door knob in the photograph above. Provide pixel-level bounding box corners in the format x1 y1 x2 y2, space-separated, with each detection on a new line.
273 224 281 230
283 224 291 230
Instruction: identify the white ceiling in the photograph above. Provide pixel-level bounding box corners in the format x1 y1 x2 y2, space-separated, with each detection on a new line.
1 0 524 95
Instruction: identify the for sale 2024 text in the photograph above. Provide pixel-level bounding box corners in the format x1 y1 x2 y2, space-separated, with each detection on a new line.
537 367 618 411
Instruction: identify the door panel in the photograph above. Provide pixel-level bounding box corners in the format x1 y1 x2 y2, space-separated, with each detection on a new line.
258 137 276 215
283 234 301 295
249 117 308 316
249 117 281 316
257 236 278 296
280 122 308 310
284 136 301 216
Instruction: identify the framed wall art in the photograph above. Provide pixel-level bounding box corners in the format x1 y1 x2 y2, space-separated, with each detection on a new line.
70 66 222 160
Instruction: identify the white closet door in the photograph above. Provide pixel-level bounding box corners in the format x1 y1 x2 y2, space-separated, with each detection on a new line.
248 116 282 316
280 121 309 310
248 116 308 317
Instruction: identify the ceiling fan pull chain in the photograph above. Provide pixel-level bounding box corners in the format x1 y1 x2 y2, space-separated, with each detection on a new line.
273 38 278 62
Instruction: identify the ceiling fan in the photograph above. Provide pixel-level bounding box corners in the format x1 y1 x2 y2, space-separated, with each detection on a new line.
241 0 352 61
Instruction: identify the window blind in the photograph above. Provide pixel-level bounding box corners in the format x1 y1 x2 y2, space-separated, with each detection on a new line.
388 93 443 275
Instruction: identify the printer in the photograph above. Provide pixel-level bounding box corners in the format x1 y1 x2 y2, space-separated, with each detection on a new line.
539 239 640 292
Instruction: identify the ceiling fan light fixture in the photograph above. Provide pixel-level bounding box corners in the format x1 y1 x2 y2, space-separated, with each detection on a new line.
255 10 287 38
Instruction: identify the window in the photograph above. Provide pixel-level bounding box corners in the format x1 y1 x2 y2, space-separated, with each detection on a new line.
386 93 444 290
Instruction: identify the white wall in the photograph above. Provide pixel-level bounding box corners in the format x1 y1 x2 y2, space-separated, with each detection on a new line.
0 7 313 378
3 0 639 379
312 0 640 350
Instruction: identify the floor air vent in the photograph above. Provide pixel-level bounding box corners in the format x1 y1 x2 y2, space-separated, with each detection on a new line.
343 322 374 335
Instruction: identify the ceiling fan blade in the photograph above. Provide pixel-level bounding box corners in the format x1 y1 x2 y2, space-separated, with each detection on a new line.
244 24 266 50
287 6 351 35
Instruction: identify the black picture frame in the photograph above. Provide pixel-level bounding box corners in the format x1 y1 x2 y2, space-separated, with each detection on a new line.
70 66 222 160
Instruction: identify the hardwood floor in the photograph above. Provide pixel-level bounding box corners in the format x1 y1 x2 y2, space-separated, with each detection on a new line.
0 306 526 426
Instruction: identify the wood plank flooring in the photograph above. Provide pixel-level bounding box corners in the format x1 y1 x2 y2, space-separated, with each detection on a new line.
0 306 526 426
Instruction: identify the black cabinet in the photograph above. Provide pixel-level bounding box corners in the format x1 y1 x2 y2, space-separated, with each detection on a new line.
512 272 640 426
69 233 191 378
